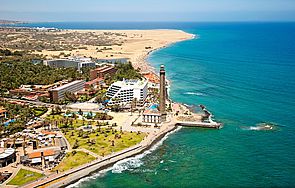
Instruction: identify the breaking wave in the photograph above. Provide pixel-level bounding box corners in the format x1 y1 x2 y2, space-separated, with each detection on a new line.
66 168 111 188
184 92 206 96
241 122 279 131
112 126 182 173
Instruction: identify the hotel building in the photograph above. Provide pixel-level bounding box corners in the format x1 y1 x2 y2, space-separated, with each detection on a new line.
90 65 117 80
49 80 85 102
44 57 95 71
106 79 148 105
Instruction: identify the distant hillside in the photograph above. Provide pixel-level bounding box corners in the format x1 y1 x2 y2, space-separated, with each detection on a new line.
0 19 26 25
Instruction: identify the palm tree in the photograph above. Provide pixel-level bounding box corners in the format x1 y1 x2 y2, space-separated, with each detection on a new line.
97 121 102 132
131 98 137 116
55 106 62 114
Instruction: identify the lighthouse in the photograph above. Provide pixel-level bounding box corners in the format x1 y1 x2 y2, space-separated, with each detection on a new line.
159 65 167 122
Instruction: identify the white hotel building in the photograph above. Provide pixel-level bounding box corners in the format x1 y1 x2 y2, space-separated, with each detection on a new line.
44 57 95 71
106 79 148 105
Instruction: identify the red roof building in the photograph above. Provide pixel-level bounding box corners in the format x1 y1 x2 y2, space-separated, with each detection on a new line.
85 77 104 90
90 65 117 80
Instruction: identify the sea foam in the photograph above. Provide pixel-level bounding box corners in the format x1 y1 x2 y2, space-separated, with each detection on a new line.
241 122 279 131
112 126 182 173
184 92 206 96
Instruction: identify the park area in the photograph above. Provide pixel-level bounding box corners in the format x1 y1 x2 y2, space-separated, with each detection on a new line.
32 107 48 117
52 151 95 172
64 128 146 156
7 168 44 186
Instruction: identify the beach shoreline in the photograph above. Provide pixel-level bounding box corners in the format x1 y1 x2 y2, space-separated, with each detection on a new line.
131 30 195 73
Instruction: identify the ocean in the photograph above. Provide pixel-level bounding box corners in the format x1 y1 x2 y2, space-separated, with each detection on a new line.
14 22 295 187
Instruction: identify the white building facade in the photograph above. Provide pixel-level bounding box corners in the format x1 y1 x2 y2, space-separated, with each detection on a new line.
44 57 95 71
106 79 148 105
49 80 85 102
142 110 161 123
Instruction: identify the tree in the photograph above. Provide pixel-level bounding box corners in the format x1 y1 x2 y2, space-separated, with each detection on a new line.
65 110 72 115
54 106 62 114
78 109 83 116
97 121 102 132
86 111 93 119
95 95 107 104
131 98 137 115
73 140 79 149
64 91 77 102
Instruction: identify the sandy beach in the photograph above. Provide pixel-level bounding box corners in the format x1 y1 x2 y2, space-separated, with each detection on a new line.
33 29 194 72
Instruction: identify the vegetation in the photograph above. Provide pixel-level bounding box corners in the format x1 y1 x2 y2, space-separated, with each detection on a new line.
112 62 142 82
7 169 44 186
78 95 91 102
95 89 108 104
32 107 48 117
64 91 78 103
46 114 93 128
52 151 95 172
0 28 125 52
46 114 115 129
0 49 90 94
64 128 145 156
0 49 25 56
0 61 80 92
94 113 113 120
0 101 39 135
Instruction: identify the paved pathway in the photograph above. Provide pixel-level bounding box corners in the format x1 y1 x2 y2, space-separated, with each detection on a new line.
1 166 21 187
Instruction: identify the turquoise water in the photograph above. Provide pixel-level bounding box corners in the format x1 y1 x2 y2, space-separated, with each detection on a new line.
16 22 295 187
149 104 159 110
73 23 295 187
3 119 15 126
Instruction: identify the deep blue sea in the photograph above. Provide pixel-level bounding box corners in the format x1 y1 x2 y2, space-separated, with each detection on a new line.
15 22 295 187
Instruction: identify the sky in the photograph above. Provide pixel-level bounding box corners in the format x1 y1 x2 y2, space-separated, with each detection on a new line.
1 0 295 22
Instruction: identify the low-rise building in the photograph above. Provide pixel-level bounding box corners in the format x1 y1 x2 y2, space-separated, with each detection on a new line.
0 148 16 167
143 72 160 88
23 148 62 167
9 88 31 96
84 77 104 90
90 65 117 80
45 57 95 71
49 80 85 102
106 79 148 105
142 109 161 124
0 108 7 121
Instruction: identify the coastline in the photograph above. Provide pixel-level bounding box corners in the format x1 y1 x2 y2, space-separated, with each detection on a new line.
131 30 195 73
19 29 194 188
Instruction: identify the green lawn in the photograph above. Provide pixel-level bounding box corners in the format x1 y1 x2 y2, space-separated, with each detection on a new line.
52 151 95 172
64 128 146 156
7 168 44 186
33 109 47 117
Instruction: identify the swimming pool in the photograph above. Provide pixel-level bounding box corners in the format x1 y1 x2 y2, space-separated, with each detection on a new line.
149 104 159 110
3 119 16 126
